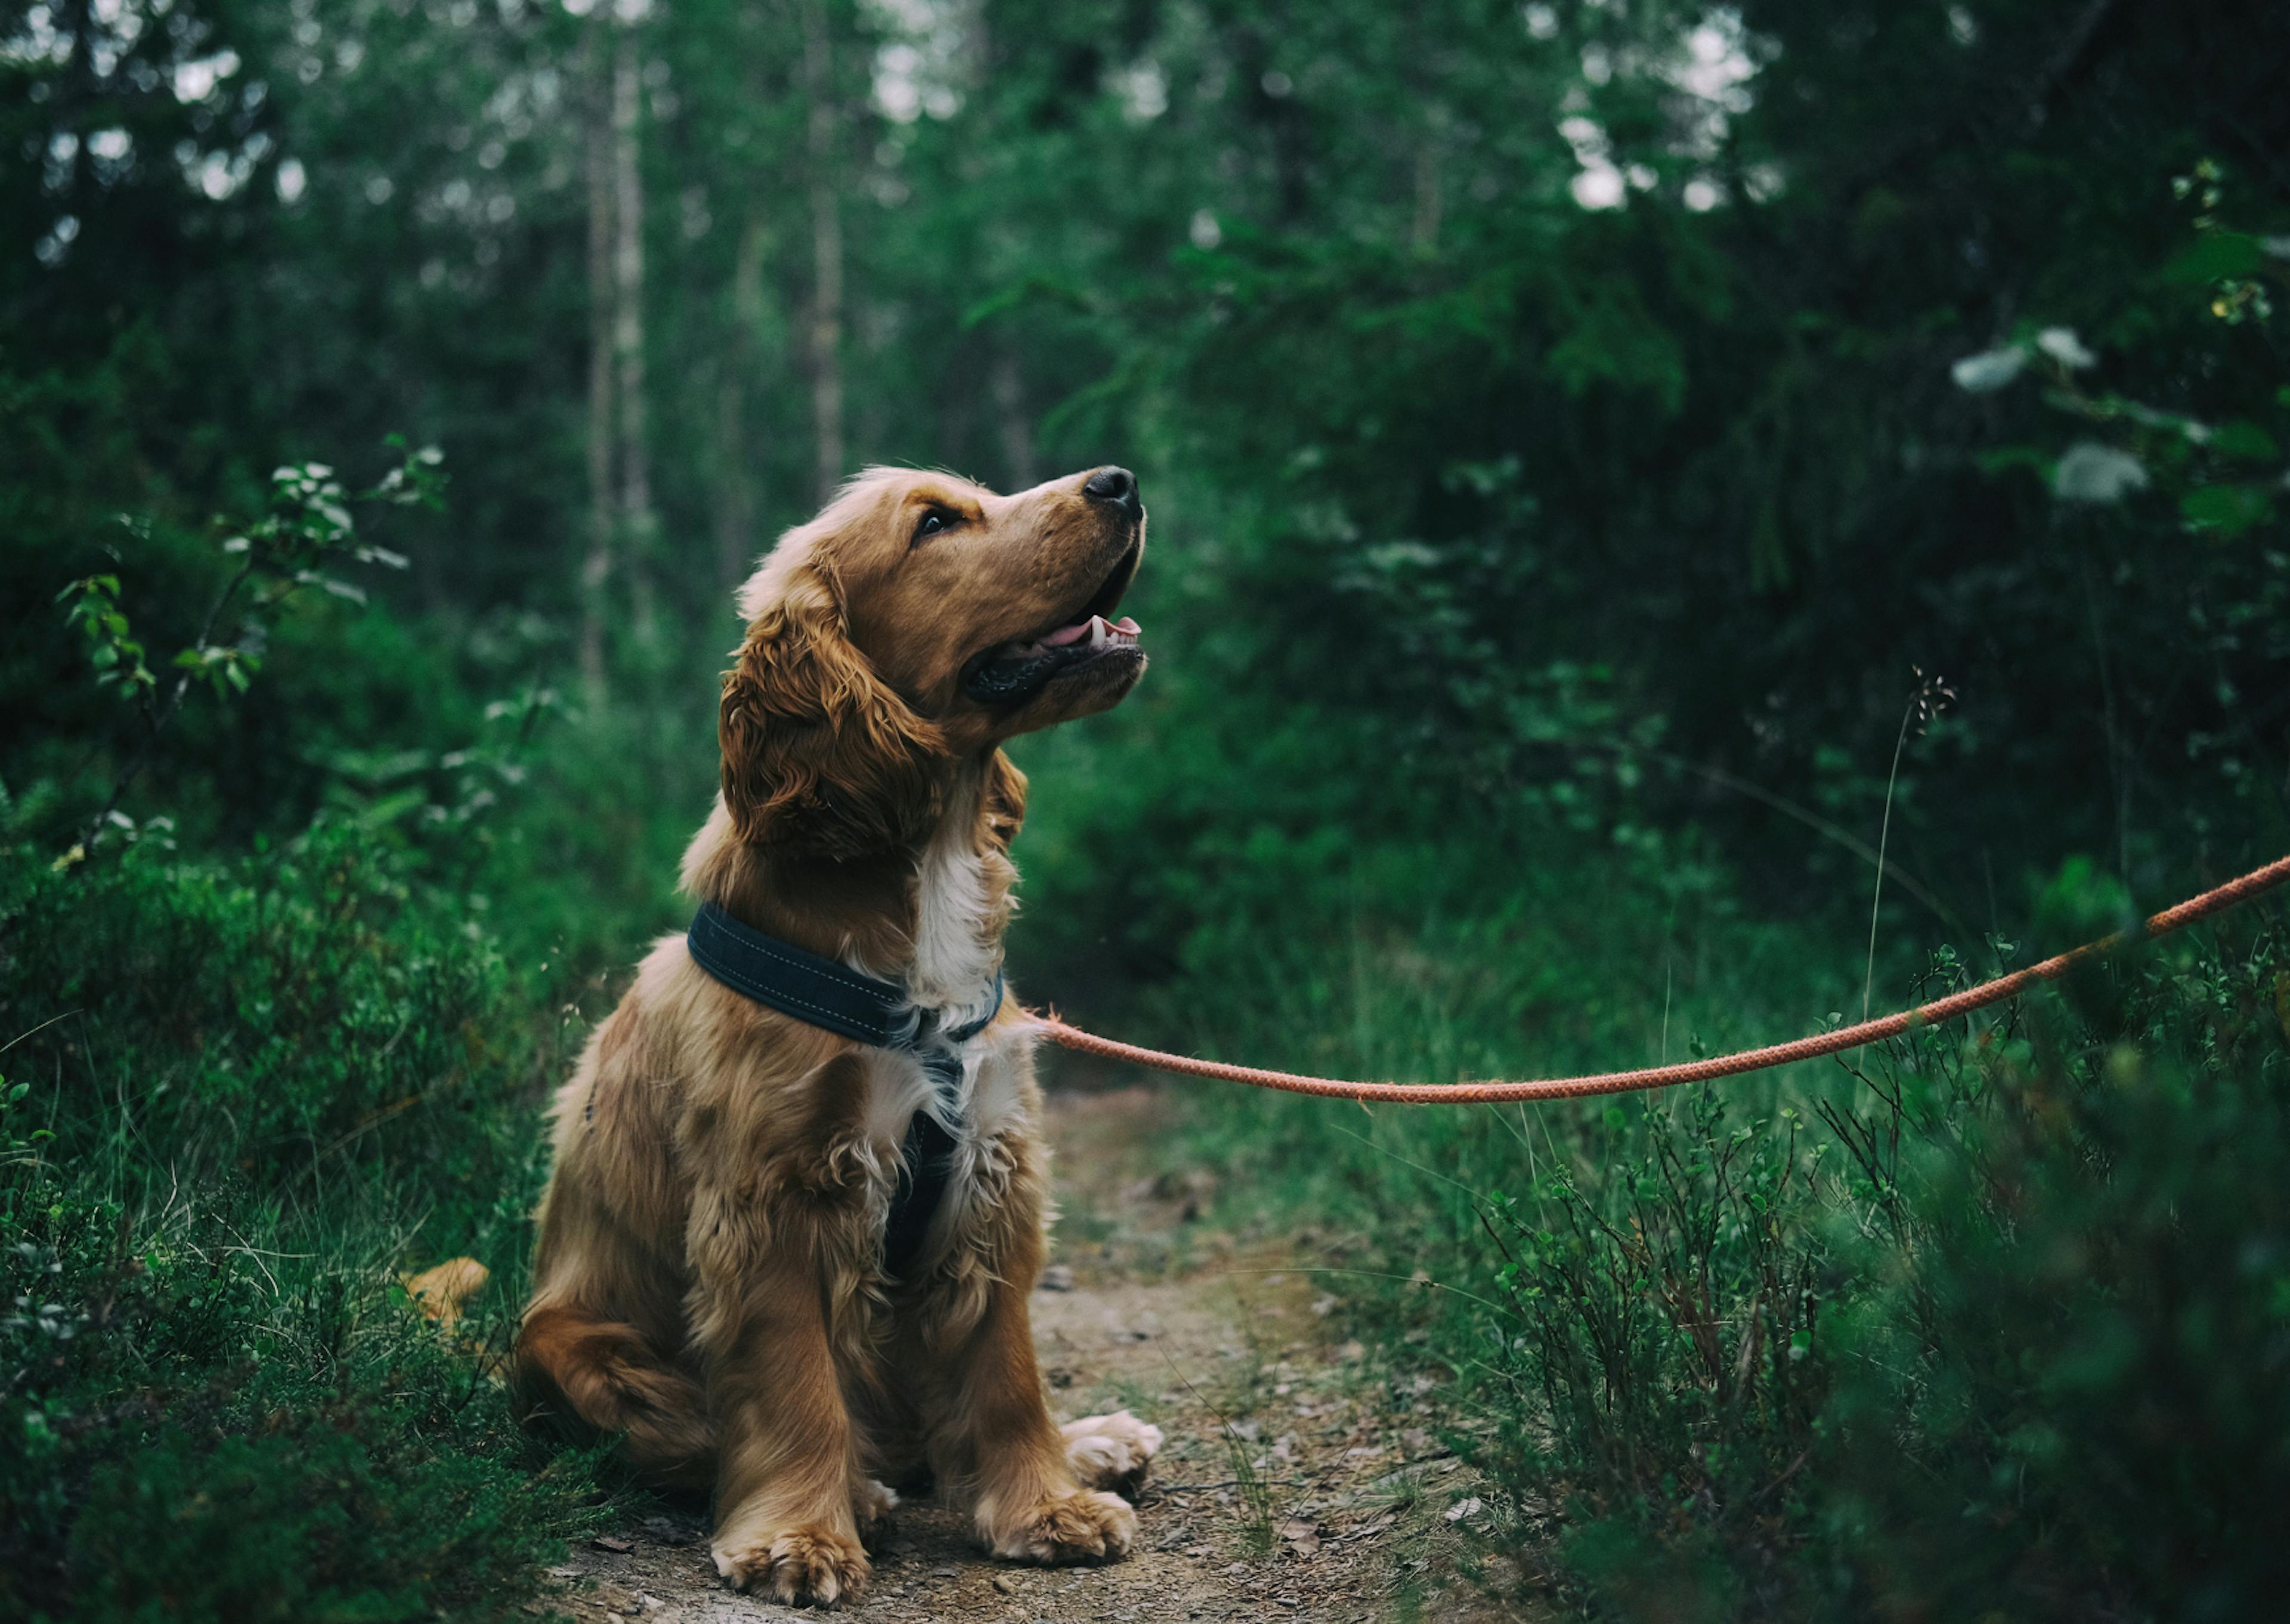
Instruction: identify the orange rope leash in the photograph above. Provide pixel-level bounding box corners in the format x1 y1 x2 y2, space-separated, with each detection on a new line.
1028 854 2290 1105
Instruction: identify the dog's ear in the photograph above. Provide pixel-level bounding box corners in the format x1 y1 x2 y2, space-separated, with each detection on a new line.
979 748 1028 856
720 562 948 858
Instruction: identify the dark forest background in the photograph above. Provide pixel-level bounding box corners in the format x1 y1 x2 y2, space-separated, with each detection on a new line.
5 1 2290 1619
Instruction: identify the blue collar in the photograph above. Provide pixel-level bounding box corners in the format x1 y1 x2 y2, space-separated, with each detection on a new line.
686 901 1002 1051
685 900 1002 1281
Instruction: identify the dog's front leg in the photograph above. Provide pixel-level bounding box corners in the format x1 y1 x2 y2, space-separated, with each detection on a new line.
692 1194 870 1606
919 1220 1141 1565
959 1270 1140 1562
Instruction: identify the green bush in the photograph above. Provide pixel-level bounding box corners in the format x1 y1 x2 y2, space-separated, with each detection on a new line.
65 1402 586 1624
1164 859 2290 1620
1816 931 2290 1621
0 830 603 1624
0 824 528 1182
1 1199 601 1624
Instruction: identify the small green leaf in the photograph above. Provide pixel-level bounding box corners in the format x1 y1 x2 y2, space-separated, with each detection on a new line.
2161 231 2263 284
2211 420 2280 462
1975 446 2052 478
2180 482 2273 535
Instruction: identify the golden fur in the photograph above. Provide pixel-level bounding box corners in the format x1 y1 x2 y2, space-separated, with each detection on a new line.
513 466 1159 1605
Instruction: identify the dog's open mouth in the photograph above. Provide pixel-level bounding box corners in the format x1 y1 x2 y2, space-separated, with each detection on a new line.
961 539 1143 705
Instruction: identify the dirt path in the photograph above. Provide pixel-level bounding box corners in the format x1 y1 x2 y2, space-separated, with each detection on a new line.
534 1087 1511 1624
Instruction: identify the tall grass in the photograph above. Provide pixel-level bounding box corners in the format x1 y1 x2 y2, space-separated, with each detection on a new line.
1084 823 2290 1620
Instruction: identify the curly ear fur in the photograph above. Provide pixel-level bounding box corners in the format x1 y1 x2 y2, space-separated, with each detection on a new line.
720 562 948 857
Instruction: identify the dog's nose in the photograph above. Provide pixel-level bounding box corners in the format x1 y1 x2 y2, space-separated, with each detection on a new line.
1083 466 1141 517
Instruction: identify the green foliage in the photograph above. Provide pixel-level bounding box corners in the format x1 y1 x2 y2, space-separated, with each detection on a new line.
0 833 602 1623
1155 839 2290 1619
1954 190 2290 541
64 1414 575 1624
38 444 444 873
2 828 523 1176
54 574 156 706
1478 1089 1827 1557
9 0 2288 917
1 1210 601 1624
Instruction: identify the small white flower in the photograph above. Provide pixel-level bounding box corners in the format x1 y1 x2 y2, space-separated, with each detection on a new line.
1951 345 2026 392
2035 327 2097 369
2054 441 2149 503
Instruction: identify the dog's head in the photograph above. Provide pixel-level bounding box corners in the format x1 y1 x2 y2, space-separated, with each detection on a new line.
720 466 1147 858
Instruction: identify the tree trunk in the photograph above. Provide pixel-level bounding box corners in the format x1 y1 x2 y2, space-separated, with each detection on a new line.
991 353 1036 491
578 16 615 701
802 0 844 504
714 210 768 586
1411 140 1443 255
612 17 658 644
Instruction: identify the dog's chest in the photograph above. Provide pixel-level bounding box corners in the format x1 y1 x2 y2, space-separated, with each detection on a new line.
853 1019 1031 1265
853 768 1030 1258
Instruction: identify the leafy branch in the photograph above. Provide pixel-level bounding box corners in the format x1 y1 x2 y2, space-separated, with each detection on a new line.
54 439 445 871
1949 163 2287 535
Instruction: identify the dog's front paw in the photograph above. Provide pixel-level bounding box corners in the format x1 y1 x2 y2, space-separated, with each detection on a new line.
712 1525 869 1606
1061 1410 1163 1496
853 1477 900 1548
983 1487 1137 1565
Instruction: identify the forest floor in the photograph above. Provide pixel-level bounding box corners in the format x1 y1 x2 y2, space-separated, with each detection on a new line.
528 1085 1528 1624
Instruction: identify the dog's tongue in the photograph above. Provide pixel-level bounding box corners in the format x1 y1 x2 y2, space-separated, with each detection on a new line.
1042 614 1143 648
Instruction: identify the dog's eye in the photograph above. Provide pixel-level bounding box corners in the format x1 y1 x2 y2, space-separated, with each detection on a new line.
912 509 958 545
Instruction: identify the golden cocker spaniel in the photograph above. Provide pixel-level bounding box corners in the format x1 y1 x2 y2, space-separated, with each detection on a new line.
513 465 1161 1605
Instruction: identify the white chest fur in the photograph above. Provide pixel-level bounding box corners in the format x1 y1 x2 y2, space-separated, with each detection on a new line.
854 1018 1035 1272
856 1019 1031 1150
903 770 1001 1019
849 765 1032 1264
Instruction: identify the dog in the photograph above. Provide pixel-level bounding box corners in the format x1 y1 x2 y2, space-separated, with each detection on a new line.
512 464 1162 1606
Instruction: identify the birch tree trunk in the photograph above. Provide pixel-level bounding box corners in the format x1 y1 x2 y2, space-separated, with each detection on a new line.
801 0 844 504
578 17 615 701
992 353 1036 491
1410 140 1443 255
714 211 768 586
611 17 658 645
